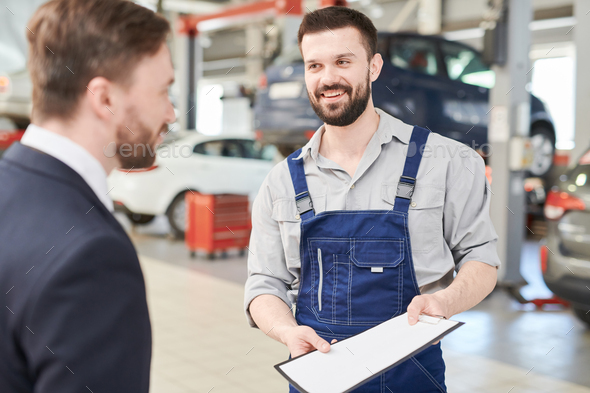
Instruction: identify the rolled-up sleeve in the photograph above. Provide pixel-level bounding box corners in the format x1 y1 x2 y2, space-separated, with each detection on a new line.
244 176 296 328
443 151 501 271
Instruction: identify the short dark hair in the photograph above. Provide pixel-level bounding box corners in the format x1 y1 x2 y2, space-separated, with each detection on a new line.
27 0 170 122
297 6 378 62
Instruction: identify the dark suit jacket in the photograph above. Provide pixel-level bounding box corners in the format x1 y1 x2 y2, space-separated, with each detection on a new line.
0 143 151 393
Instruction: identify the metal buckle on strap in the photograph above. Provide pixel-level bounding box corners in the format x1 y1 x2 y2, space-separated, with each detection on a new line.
396 175 416 200
295 191 314 215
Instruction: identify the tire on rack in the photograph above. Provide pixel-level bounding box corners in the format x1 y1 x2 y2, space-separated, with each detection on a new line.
528 124 555 178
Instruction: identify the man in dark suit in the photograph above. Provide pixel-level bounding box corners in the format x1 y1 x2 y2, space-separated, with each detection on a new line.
0 1 176 392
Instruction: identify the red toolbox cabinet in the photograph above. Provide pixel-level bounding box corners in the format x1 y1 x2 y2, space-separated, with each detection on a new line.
185 193 251 258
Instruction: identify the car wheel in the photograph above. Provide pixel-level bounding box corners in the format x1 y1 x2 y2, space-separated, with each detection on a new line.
126 213 155 225
529 126 555 178
573 306 590 328
167 192 187 239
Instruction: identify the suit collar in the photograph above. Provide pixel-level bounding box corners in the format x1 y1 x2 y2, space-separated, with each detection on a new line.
20 124 114 212
3 143 111 216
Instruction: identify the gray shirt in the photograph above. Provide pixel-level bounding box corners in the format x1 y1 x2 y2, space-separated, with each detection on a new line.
244 108 501 327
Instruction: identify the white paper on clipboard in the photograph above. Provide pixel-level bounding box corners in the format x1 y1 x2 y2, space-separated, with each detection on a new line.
274 313 463 393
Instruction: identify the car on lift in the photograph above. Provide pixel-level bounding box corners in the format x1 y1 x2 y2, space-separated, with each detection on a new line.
542 148 590 328
0 11 31 151
107 132 277 238
0 9 33 131
254 32 556 177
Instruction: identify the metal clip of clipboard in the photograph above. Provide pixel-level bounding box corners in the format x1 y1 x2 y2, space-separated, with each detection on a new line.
418 314 447 325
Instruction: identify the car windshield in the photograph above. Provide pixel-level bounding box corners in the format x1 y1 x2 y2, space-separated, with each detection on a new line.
440 41 495 88
272 45 303 66
390 37 439 76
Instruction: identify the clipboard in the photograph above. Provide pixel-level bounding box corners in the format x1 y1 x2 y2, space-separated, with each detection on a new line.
274 313 464 393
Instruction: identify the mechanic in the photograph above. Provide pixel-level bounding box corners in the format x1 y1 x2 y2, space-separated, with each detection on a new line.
244 6 500 392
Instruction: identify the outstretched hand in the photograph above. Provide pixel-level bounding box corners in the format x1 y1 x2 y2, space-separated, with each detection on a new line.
407 293 449 325
406 294 450 345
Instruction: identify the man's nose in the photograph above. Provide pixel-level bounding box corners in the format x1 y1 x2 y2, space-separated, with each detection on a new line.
319 65 341 89
164 99 176 125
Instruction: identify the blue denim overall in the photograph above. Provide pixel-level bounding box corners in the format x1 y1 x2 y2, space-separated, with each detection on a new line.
287 126 446 393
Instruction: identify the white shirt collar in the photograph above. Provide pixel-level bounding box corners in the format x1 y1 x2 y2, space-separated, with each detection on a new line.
20 124 114 212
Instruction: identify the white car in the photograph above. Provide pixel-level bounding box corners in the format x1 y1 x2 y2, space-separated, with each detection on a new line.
107 132 277 238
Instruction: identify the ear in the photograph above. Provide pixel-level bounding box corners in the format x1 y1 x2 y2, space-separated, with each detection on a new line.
86 76 118 122
369 53 384 82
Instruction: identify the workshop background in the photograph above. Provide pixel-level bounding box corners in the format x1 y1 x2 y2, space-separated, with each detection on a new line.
1 0 590 392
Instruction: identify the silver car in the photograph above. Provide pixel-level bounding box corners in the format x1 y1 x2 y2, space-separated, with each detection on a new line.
543 148 590 327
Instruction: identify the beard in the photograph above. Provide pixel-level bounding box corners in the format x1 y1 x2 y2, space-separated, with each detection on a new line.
309 71 371 127
115 106 166 170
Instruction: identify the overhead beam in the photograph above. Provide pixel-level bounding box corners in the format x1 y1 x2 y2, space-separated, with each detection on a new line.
441 5 574 32
178 0 302 34
488 0 532 286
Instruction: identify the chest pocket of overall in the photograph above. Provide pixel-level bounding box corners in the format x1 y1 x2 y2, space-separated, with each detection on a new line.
308 237 405 326
272 195 326 263
382 183 445 254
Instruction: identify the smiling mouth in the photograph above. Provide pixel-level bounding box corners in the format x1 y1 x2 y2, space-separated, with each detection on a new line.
321 90 345 97
320 90 348 102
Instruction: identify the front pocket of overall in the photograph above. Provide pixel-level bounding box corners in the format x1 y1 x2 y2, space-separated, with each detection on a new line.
349 239 405 324
308 238 404 325
308 239 348 324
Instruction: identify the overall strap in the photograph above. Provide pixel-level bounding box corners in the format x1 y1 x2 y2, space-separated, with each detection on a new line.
393 126 431 213
287 149 315 220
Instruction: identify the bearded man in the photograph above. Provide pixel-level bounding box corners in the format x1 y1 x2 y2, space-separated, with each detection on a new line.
245 6 500 392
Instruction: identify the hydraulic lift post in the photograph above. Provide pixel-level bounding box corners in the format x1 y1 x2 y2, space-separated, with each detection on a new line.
486 0 532 288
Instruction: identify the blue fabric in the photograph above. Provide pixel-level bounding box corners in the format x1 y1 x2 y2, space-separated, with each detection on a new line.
287 148 316 221
286 126 446 392
393 126 430 213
